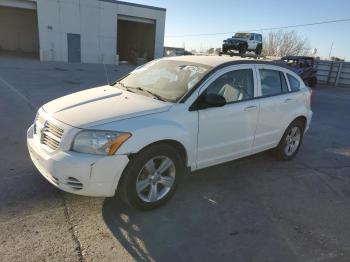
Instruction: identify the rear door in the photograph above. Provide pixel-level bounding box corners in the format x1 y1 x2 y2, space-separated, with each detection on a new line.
252 65 295 153
195 65 259 169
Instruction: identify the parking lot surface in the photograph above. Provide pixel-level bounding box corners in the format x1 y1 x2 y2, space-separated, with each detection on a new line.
0 56 350 262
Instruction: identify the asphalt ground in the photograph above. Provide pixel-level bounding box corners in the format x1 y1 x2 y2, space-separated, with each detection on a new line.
0 55 349 262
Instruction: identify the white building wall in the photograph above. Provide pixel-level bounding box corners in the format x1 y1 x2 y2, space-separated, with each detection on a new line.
34 0 165 64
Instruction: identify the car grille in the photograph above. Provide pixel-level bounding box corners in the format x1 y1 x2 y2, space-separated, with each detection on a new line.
40 121 64 150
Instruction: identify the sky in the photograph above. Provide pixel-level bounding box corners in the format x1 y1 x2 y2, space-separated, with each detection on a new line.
125 0 350 60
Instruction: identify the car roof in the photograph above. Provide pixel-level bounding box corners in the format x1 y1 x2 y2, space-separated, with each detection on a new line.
162 55 292 70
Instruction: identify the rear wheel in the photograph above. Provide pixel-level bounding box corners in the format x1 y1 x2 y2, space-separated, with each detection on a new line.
118 144 184 210
255 45 262 55
273 120 304 161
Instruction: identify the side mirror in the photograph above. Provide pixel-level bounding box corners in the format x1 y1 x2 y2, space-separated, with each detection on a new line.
203 93 226 108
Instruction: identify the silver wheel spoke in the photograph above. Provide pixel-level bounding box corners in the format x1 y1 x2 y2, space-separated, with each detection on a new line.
148 184 158 202
145 159 156 174
284 126 301 156
136 156 176 203
157 158 172 174
159 176 174 188
136 179 150 193
291 127 298 136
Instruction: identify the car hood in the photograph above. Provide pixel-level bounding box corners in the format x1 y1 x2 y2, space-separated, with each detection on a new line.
227 37 246 42
43 85 172 128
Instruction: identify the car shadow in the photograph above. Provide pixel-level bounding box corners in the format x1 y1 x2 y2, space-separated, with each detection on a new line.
101 152 300 262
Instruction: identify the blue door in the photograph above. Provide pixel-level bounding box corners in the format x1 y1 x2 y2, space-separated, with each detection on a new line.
67 33 81 63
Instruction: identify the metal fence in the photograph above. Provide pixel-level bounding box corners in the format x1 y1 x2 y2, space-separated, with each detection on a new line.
315 60 350 87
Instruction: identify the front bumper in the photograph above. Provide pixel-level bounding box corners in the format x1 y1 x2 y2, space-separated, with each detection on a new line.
27 125 129 197
222 43 239 51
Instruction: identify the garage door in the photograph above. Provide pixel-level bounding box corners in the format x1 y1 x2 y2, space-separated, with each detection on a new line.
117 15 156 63
0 6 39 57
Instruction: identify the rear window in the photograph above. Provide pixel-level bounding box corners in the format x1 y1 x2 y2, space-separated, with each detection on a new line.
287 74 301 92
259 69 288 96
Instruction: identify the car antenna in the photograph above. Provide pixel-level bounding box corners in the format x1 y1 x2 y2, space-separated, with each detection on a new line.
103 63 111 86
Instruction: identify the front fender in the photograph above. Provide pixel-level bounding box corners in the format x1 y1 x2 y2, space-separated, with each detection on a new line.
91 109 198 169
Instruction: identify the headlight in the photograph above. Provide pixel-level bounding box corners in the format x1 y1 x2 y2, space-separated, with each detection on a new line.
72 130 131 155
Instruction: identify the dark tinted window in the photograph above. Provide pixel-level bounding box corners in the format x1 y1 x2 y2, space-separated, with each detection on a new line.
259 69 287 96
206 69 254 103
287 74 301 92
255 34 262 41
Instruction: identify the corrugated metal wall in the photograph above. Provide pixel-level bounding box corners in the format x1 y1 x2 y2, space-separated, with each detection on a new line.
315 60 350 87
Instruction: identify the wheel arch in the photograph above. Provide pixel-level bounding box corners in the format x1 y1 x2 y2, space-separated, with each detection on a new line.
128 139 189 168
292 115 307 131
115 138 190 197
276 115 308 147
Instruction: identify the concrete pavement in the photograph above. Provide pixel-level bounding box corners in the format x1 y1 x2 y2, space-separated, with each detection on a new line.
0 56 349 262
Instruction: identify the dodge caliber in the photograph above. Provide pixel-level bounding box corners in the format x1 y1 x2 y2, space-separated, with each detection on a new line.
27 56 313 210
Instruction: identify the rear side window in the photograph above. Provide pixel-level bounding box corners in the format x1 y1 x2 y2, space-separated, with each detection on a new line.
259 69 288 96
287 74 301 92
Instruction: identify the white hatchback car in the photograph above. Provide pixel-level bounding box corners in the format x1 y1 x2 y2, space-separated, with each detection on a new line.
27 56 312 210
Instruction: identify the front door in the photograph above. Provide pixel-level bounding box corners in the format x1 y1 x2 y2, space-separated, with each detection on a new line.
196 66 259 169
248 34 258 50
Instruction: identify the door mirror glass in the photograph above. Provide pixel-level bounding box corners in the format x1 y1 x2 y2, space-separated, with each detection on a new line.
203 93 226 108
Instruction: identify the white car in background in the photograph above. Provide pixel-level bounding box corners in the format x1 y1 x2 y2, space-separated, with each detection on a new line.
27 56 312 210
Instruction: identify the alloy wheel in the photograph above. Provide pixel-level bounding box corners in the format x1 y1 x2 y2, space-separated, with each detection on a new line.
135 156 176 203
284 126 301 156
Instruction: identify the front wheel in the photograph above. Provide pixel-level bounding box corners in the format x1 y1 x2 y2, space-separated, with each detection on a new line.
239 45 247 55
273 120 304 161
118 144 184 210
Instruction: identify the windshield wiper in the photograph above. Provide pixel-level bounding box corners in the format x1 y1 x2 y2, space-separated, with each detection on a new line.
115 82 135 93
128 86 168 102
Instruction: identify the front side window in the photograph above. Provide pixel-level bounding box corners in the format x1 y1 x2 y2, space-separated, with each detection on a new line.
205 69 254 103
117 59 212 102
287 74 301 92
259 69 288 96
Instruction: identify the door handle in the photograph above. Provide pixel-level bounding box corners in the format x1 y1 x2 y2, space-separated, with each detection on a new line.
284 98 293 103
244 105 257 111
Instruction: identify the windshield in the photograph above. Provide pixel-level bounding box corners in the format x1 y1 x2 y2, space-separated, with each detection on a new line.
234 33 250 39
116 59 212 102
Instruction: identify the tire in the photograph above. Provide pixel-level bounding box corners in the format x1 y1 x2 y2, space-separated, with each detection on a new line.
238 44 247 55
255 45 262 55
118 144 185 210
273 120 304 161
